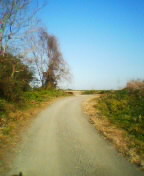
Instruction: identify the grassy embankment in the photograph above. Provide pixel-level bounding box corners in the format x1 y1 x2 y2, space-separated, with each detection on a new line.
84 82 144 168
0 89 67 173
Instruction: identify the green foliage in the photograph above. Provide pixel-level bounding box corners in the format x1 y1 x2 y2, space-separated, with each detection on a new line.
24 89 66 103
82 90 113 95
97 89 144 141
0 53 67 119
82 90 97 94
0 99 7 116
0 85 66 118
0 53 33 102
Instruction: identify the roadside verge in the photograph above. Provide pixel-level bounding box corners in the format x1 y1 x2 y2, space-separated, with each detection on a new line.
83 95 144 170
0 90 69 175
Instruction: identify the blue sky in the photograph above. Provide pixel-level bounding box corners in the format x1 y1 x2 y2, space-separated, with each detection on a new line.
37 0 144 89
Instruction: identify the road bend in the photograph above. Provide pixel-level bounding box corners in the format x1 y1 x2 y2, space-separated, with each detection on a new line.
7 95 144 176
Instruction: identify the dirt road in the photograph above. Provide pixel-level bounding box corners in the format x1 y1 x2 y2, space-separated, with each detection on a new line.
8 95 143 176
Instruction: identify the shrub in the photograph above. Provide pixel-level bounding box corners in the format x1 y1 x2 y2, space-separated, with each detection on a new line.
0 53 33 102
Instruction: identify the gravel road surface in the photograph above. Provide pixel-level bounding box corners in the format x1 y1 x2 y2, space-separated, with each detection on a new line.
8 95 144 176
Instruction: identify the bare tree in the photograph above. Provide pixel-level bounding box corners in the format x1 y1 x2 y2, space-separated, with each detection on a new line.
0 0 44 54
25 27 48 86
26 27 70 88
45 34 70 88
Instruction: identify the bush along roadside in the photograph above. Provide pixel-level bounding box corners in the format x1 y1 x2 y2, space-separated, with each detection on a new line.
94 87 144 168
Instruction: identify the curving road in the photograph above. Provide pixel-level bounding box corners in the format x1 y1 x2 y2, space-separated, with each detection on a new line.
8 95 143 176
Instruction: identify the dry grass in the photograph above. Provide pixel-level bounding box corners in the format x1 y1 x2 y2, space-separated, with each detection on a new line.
126 80 144 91
0 97 60 174
83 96 144 170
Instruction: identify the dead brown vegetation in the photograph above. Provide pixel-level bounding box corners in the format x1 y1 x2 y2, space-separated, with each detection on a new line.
0 96 62 174
83 96 144 169
126 80 144 93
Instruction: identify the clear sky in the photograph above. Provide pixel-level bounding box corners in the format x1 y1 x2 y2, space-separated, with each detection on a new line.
37 0 144 90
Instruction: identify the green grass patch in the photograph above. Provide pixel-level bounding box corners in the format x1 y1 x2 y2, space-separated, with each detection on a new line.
24 89 65 102
96 89 144 141
82 90 113 95
0 89 67 118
